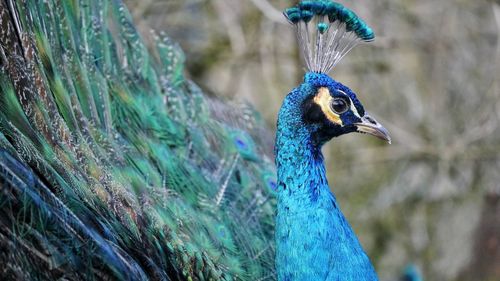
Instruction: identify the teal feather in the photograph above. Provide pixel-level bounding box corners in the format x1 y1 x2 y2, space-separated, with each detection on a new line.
285 0 374 41
284 0 375 73
0 0 276 280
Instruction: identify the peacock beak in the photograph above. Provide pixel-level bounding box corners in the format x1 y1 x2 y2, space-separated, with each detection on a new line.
354 114 391 144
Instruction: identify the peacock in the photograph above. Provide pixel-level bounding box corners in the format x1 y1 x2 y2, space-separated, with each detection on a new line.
0 0 389 280
276 1 389 280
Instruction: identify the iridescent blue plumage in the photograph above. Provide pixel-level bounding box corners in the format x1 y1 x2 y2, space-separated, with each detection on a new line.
275 73 379 280
276 1 390 280
401 264 423 281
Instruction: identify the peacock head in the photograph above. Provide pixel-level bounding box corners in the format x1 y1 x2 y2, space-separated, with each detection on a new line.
282 0 390 145
299 72 390 145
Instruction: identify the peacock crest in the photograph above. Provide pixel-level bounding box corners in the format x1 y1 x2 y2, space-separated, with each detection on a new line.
284 0 375 73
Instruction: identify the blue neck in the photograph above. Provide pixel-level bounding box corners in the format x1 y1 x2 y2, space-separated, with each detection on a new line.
274 88 378 281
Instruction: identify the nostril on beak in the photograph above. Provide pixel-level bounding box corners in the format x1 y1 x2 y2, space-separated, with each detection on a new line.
365 115 377 125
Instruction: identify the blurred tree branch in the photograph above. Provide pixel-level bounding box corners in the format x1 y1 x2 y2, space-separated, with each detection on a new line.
249 0 286 23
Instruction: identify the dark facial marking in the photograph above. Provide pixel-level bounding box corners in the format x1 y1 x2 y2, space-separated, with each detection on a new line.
302 97 325 124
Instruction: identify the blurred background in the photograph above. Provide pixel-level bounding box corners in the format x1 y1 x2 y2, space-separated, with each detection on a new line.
123 0 500 280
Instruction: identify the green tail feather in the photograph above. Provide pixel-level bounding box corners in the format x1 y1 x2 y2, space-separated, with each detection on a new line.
0 0 276 280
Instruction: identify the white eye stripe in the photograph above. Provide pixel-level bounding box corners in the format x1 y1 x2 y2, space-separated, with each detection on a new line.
336 89 361 118
350 102 361 118
337 90 348 96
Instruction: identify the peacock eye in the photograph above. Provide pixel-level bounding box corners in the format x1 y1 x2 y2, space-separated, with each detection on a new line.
330 97 349 114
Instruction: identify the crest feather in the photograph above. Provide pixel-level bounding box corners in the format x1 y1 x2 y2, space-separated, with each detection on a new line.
284 0 375 73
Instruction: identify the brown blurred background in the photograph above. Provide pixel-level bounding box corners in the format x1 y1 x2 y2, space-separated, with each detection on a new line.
124 1 500 280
